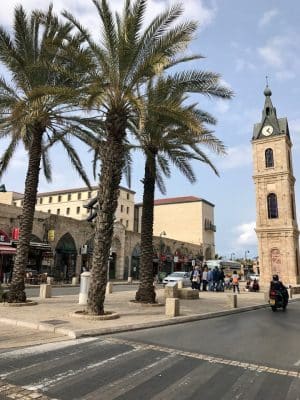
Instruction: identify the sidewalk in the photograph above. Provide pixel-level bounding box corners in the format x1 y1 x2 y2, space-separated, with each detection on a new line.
1 288 299 340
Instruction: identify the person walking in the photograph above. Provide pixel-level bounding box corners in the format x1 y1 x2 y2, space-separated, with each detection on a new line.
191 266 200 290
232 270 240 293
201 265 208 291
207 268 213 291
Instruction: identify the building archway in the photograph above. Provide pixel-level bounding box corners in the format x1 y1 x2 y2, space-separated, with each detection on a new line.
110 237 122 279
205 247 212 260
55 233 77 281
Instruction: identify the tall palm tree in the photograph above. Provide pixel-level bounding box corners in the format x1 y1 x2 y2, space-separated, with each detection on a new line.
63 0 202 315
133 74 233 303
0 5 95 302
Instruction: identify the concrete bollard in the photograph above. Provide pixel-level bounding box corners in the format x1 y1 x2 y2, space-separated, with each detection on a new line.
40 284 52 299
127 276 133 284
165 298 180 317
46 276 54 285
79 271 90 305
177 280 184 289
288 287 293 299
72 276 79 286
227 293 237 308
106 282 113 295
164 282 178 298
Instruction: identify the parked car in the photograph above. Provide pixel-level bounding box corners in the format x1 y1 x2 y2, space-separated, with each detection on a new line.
249 273 260 281
162 271 191 287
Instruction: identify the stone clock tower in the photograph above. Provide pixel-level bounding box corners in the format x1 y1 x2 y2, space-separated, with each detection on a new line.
252 85 300 286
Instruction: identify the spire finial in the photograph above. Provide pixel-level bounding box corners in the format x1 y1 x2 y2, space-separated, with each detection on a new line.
264 76 272 96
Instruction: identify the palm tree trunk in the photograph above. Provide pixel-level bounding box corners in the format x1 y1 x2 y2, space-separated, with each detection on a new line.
8 129 43 303
135 152 156 303
87 117 126 315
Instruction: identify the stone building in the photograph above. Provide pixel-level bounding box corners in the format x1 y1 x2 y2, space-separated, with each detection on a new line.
13 186 135 231
0 203 201 282
252 85 300 286
134 196 215 260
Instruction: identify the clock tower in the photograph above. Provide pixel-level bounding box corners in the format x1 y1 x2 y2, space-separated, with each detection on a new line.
252 85 300 286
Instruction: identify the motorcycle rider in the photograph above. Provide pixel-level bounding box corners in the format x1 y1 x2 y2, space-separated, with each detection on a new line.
269 274 289 306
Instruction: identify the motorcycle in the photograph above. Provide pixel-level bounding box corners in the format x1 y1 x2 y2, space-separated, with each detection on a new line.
269 288 288 312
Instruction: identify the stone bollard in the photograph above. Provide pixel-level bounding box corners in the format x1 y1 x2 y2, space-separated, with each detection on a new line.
177 280 184 289
40 284 52 299
264 291 270 303
79 271 90 305
165 298 180 317
72 276 79 286
46 276 54 285
106 282 113 295
164 282 178 298
227 293 237 308
288 287 293 299
127 276 133 284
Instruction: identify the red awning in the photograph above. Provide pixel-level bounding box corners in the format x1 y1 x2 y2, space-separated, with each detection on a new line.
0 245 16 255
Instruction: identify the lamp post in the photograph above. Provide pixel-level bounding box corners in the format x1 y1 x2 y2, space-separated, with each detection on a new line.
158 231 166 282
244 250 250 278
244 250 250 263
230 252 235 260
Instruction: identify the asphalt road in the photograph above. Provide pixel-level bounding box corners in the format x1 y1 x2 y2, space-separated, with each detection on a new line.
1 302 300 399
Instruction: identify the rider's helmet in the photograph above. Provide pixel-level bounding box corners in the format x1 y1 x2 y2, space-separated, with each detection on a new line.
272 274 279 281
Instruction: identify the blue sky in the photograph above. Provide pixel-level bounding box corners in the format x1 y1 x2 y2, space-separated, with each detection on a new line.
0 0 300 259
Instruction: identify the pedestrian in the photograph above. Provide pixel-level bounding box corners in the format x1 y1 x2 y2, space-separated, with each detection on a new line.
252 279 259 292
212 266 219 291
232 270 240 293
201 265 208 291
207 268 213 291
3 262 11 284
218 267 225 292
191 266 200 290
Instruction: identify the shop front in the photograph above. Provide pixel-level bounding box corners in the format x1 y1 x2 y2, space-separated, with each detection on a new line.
0 229 16 283
54 233 77 282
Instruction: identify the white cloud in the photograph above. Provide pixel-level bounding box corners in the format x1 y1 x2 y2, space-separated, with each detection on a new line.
215 99 230 114
235 221 257 246
235 58 256 73
258 43 283 68
216 144 252 170
258 9 279 28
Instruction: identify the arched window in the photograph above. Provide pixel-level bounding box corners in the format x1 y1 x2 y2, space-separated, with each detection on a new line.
267 193 278 219
265 148 274 168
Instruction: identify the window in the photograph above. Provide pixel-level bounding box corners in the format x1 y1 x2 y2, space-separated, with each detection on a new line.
266 107 270 115
13 202 16 206
88 191 91 199
126 220 129 228
48 209 51 213
78 192 81 200
58 195 62 202
68 193 71 201
267 193 278 219
265 148 274 168
121 205 124 212
40 198 43 204
57 209 60 215
76 206 80 214
127 193 130 200
291 195 295 220
120 218 123 224
21 201 23 206
126 206 129 214
66 208 70 215
49 196 52 203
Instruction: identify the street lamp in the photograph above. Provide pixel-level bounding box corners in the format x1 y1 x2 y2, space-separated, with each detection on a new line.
230 252 235 260
244 250 250 262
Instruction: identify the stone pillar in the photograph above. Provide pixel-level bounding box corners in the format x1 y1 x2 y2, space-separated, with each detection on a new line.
165 298 180 317
127 276 133 283
106 282 113 295
40 284 52 299
79 271 90 305
164 282 178 298
72 276 79 285
177 280 184 289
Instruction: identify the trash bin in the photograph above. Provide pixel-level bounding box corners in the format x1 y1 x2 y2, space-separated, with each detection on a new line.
79 271 91 305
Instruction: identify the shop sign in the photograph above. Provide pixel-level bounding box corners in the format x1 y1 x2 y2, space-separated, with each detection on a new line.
48 229 55 242
174 256 179 263
12 228 20 240
0 229 10 242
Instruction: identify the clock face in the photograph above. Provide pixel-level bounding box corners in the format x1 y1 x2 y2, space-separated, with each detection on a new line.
262 125 273 136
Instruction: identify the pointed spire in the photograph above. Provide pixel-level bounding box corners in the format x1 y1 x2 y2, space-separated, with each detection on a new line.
264 75 272 97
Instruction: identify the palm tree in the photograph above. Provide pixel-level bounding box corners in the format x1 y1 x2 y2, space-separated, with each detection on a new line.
0 5 95 302
63 0 202 315
133 74 232 303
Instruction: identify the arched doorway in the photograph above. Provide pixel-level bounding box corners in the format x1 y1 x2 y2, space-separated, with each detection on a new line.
131 244 141 279
205 247 212 260
55 233 77 282
110 237 121 279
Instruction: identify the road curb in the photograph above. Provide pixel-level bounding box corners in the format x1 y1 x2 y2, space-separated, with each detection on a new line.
1 298 299 339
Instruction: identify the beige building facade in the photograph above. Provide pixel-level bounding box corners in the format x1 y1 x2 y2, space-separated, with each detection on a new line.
12 186 135 231
135 196 215 260
252 86 300 286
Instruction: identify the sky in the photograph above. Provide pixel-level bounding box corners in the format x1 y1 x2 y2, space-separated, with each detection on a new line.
0 0 300 260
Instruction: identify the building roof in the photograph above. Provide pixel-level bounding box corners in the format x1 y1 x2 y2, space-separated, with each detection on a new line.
136 196 214 207
16 185 135 199
12 192 24 200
